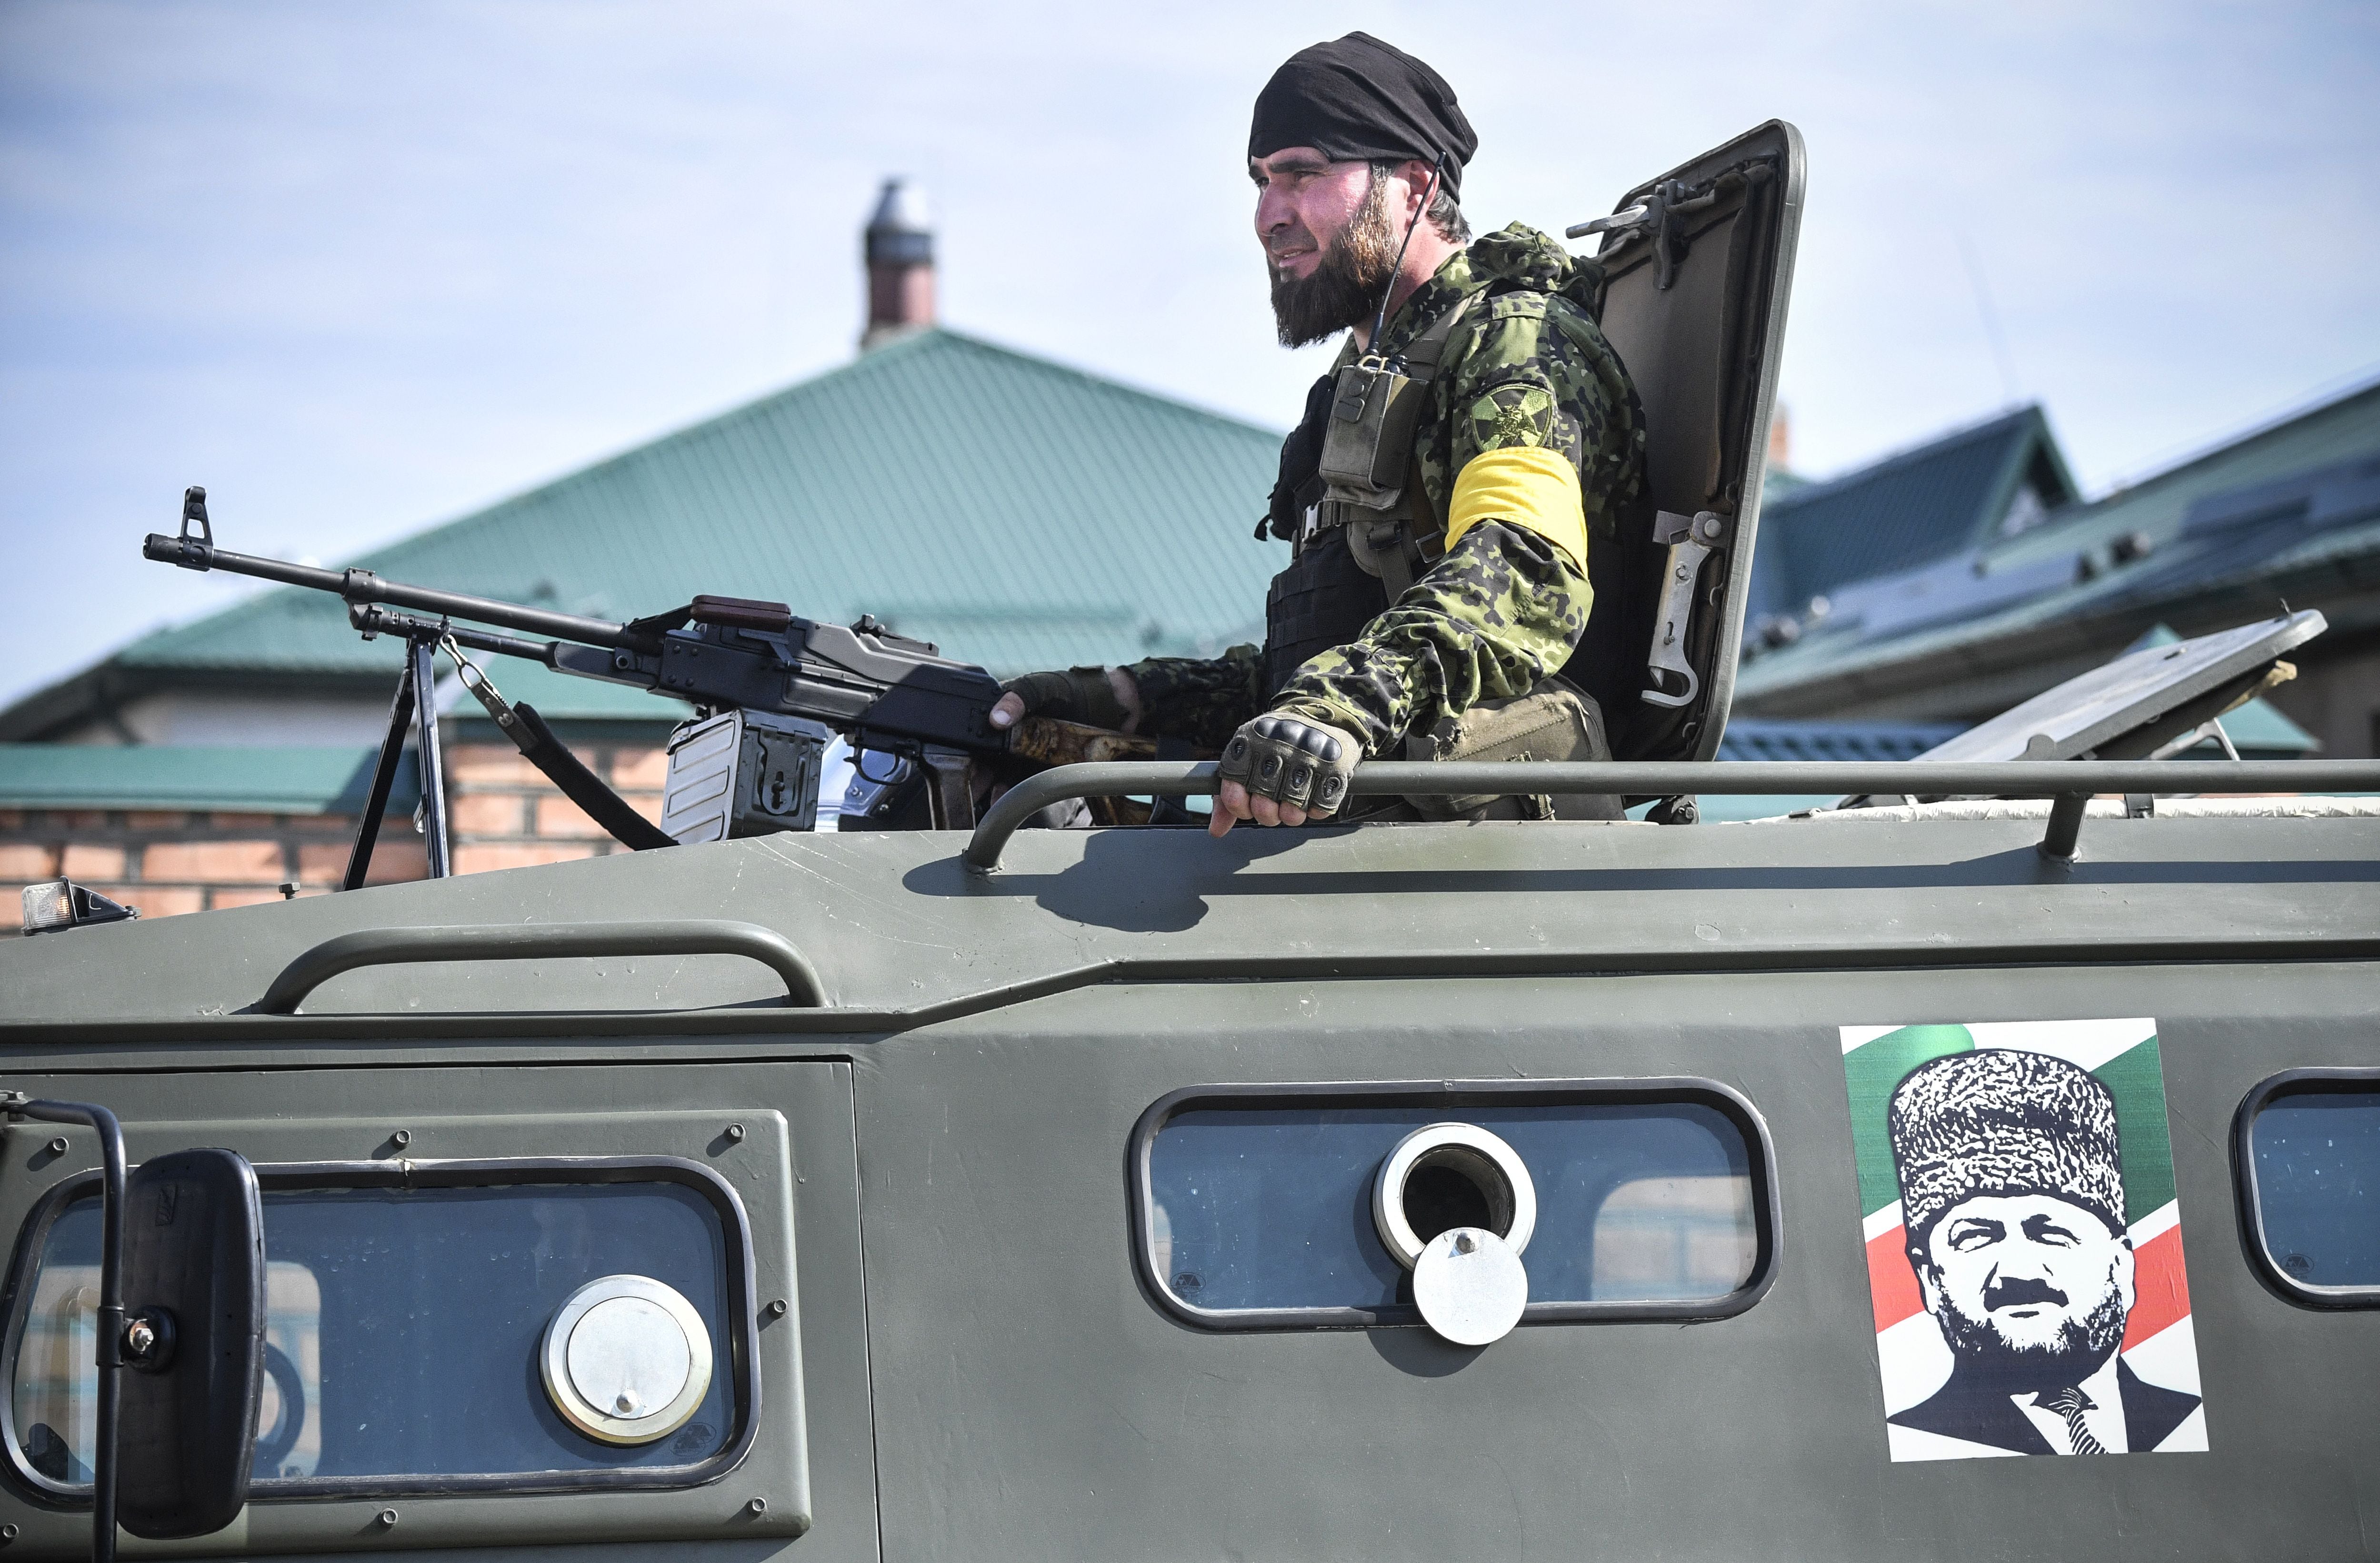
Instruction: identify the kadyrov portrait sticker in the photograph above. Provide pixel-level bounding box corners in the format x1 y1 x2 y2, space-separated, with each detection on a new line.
1841 1020 2207 1462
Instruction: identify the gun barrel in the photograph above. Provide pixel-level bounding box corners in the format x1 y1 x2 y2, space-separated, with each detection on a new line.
141 533 650 651
349 604 563 664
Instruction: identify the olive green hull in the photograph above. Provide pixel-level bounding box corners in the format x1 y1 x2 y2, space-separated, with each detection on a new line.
1 816 2374 1559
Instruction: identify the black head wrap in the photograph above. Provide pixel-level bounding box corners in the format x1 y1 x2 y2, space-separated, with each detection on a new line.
1249 32 1478 200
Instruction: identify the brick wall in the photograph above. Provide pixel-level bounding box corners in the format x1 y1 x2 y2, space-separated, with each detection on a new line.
0 809 425 917
443 741 667 875
2 737 670 923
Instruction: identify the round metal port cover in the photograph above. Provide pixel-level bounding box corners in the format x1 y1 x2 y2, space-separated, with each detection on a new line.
1372 1122 1538 1270
540 1274 715 1445
1411 1226 1528 1346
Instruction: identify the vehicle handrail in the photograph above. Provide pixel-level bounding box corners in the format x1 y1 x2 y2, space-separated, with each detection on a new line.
253 920 828 1013
960 759 2380 871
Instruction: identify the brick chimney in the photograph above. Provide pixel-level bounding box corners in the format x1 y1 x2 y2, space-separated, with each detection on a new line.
861 178 935 351
1766 403 1792 472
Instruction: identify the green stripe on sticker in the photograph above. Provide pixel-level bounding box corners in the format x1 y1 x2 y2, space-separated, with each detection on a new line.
1846 1025 1974 1216
2092 1036 2177 1224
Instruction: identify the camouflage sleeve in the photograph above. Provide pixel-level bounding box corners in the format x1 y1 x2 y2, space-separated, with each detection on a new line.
1254 301 1617 757
1264 521 1588 756
1421 298 1645 542
1121 642 1266 751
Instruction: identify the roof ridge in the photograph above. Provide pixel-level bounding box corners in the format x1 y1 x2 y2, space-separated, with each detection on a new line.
261 328 1276 583
336 329 975 572
84 327 1291 678
1767 403 2046 511
1976 377 2380 564
2088 372 2380 503
353 328 1282 570
101 348 981 661
920 327 1288 438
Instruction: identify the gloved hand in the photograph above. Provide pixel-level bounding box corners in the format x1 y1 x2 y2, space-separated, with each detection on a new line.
1211 711 1360 836
988 666 1136 733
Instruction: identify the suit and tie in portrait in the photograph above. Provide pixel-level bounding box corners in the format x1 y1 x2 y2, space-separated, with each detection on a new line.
1841 1027 2209 1463
1884 1047 2202 1457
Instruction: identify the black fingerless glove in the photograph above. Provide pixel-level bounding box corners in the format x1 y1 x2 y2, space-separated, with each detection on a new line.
1000 666 1130 731
1219 712 1360 815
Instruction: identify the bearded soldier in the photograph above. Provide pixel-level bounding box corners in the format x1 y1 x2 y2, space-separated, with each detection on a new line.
989 32 1647 834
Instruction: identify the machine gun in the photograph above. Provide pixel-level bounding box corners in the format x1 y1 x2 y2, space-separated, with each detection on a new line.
144 488 1159 885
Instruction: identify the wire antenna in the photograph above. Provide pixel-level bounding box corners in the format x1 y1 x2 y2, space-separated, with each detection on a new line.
1954 229 2021 407
1366 156 1445 358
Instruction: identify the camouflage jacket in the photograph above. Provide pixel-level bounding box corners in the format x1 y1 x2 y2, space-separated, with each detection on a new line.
1129 225 1646 756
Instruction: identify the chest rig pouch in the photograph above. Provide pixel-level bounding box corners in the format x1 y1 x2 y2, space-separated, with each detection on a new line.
1300 290 1621 823
1401 678 1622 822
1309 293 1478 602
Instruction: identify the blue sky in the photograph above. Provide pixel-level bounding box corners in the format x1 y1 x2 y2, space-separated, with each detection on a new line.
3 0 2376 711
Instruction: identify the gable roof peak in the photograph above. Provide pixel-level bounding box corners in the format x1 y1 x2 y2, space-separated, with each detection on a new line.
1771 402 2054 511
0 325 1289 741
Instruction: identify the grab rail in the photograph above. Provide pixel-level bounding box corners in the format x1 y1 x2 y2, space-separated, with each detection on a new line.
255 920 828 1013
961 758 2380 871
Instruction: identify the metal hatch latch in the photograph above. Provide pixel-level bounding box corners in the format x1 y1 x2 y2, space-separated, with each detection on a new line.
1642 509 1728 709
1565 178 1719 290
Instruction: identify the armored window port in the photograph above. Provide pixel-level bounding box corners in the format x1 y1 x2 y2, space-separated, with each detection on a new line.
1400 1149 1512 1244
1372 1123 1540 1346
3 1155 761 1504
1133 1084 1790 1332
2232 1069 2380 1309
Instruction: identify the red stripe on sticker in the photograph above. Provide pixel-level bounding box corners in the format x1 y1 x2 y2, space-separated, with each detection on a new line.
2122 1223 2191 1351
1867 1224 1923 1333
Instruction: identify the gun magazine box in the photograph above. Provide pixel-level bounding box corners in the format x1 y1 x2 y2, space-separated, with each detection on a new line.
660 709 829 843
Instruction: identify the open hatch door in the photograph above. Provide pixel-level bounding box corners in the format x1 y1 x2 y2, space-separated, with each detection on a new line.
1566 120 1805 762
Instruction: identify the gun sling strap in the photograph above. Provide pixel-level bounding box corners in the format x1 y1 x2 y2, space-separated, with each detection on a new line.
446 641 676 852
508 702 678 852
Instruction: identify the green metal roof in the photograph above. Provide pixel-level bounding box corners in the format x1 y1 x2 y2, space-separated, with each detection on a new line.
0 744 416 814
1747 405 2076 622
1736 380 2380 710
21 329 1283 729
1992 381 2380 573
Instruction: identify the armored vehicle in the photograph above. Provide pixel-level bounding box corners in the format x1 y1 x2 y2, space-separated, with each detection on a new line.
5 122 2379 1562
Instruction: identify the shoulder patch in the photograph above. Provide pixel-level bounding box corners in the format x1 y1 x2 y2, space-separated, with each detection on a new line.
1486 292 1549 321
1466 383 1560 452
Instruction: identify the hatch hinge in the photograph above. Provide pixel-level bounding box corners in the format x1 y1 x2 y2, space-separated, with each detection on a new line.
1567 157 1776 290
1568 179 1716 290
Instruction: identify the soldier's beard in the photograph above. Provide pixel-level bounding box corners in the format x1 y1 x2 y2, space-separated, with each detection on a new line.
1931 1277 2130 1397
1269 175 1400 348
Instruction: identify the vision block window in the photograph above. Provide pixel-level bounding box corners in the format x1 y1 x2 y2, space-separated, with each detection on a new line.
13 1254 320 1485
6 1160 755 1499
1132 1081 1779 1329
2238 1071 2380 1305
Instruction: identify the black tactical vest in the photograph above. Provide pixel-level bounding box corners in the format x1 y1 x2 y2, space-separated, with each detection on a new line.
1263 528 1388 699
1259 293 1480 700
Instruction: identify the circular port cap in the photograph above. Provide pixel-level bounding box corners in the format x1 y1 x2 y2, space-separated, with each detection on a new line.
540 1275 714 1445
1371 1122 1538 1270
1411 1226 1529 1346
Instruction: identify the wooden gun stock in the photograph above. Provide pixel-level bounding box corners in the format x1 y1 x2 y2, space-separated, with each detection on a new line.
1007 718 1215 826
1011 716 1167 767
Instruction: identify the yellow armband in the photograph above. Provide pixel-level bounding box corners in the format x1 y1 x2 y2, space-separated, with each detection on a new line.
1445 446 1589 573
